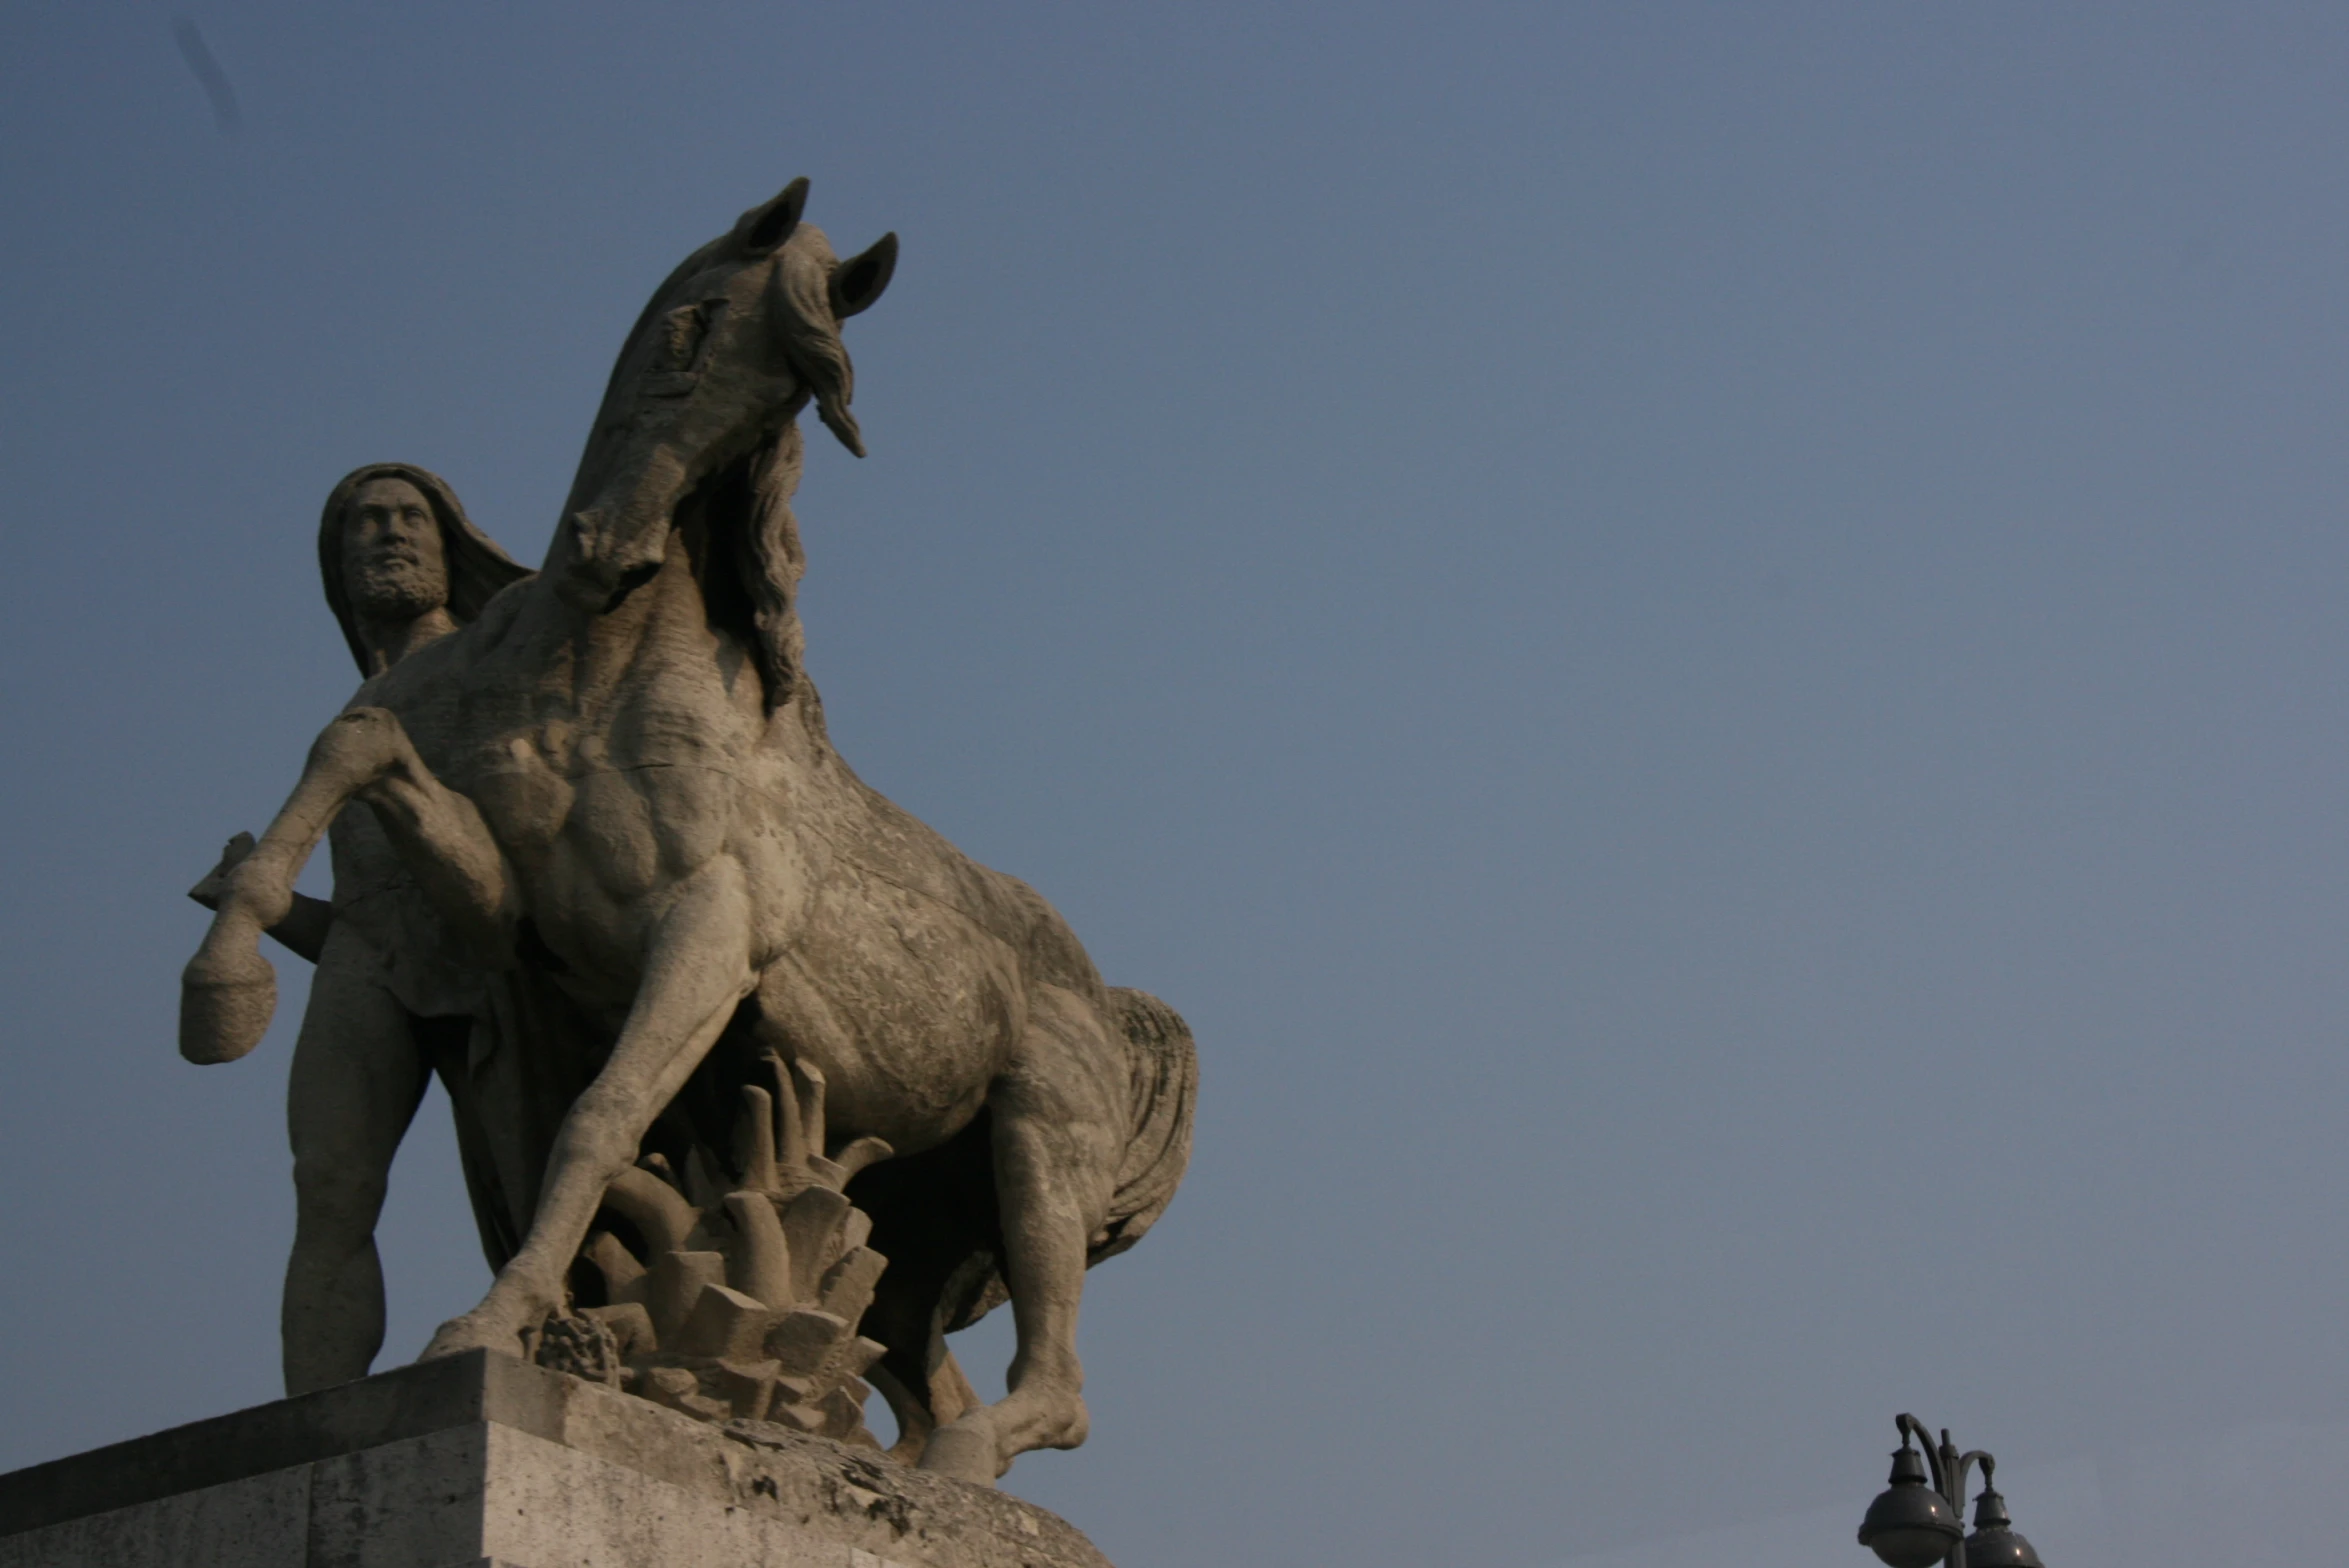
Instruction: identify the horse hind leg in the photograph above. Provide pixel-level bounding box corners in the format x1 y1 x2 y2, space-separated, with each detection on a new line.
920 987 1122 1485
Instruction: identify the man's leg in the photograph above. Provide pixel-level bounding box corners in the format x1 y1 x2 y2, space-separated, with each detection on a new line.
282 934 430 1395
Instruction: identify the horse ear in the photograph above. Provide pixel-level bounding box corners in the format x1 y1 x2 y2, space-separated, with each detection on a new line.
830 232 898 319
737 178 810 255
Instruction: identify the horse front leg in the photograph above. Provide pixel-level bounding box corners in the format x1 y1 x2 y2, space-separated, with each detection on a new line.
421 856 757 1361
182 707 509 1064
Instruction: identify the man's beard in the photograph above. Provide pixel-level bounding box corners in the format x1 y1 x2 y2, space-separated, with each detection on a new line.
349 559 446 621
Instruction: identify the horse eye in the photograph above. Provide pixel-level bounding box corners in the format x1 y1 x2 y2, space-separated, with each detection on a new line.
661 304 707 370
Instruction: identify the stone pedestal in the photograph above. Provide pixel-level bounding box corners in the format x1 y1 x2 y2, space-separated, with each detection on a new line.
0 1351 1109 1568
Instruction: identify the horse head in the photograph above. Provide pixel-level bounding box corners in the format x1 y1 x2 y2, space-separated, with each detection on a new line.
553 178 897 610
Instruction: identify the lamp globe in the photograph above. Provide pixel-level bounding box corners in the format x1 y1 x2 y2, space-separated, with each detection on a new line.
1857 1445 1962 1568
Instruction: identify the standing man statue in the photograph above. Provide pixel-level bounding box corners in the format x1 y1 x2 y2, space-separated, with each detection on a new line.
192 463 530 1394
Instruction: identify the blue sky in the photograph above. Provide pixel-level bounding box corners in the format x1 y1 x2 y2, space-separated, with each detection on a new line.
5 5 2349 1564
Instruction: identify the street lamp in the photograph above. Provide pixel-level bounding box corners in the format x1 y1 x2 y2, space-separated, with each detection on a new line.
1857 1413 2044 1568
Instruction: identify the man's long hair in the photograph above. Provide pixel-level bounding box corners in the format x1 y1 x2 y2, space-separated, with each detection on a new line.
317 463 531 675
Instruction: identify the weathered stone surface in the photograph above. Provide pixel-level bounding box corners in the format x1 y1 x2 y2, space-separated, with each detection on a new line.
818 1247 889 1326
0 1352 1110 1567
581 1301 654 1357
561 1071 900 1439
675 1282 773 1361
644 1250 729 1342
768 1309 851 1377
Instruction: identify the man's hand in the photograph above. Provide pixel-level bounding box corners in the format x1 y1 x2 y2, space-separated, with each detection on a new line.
190 831 333 964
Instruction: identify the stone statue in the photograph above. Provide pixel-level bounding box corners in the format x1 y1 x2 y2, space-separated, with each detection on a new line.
190 462 531 1396
181 179 1196 1486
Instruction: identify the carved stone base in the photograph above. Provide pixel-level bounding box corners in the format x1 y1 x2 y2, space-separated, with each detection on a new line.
0 1352 1109 1568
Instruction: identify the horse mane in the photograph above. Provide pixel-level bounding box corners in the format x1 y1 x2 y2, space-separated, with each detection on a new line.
731 420 810 712
721 225 863 712
592 220 863 714
773 227 865 459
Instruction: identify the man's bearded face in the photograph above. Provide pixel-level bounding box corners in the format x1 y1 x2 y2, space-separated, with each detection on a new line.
343 478 449 620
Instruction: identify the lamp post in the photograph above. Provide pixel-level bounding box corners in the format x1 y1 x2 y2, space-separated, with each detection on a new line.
1857 1413 2044 1568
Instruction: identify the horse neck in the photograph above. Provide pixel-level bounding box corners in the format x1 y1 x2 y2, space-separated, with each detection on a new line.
525 422 811 717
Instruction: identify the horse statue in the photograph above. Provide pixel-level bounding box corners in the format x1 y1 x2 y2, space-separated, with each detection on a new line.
180 178 1196 1484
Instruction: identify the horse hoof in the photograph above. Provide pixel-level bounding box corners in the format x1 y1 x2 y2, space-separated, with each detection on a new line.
179 943 276 1064
918 1415 1001 1487
421 1311 527 1363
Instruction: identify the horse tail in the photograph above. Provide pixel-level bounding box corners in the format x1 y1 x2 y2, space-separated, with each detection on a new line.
1088 987 1199 1264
